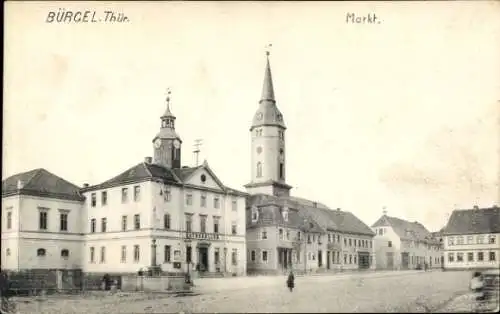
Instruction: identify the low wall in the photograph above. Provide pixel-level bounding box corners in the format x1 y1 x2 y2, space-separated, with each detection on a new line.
121 275 189 292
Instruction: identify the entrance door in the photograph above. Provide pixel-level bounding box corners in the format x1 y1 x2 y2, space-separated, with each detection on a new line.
318 250 323 267
386 252 394 269
327 251 331 269
198 247 209 272
401 252 409 269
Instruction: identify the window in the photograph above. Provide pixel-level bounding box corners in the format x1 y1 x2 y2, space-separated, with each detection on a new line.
297 232 301 241
262 230 268 239
354 256 357 264
232 199 237 211
308 235 312 244
328 234 331 243
457 252 464 262
39 210 48 230
200 193 207 207
388 241 392 248
200 215 207 233
90 247 95 263
262 250 268 262
100 247 106 263
448 252 454 262
6 248 11 256
344 254 347 264
121 188 128 203
121 215 127 231
477 236 484 244
488 235 496 244
91 193 96 207
457 236 464 245
186 193 193 206
349 255 352 264
7 211 12 229
133 245 140 262
349 239 352 246
279 228 283 240
286 230 290 240
251 250 256 262
214 248 220 265
164 245 171 262
478 252 484 261
251 210 258 222
101 191 107 206
133 186 141 202
370 241 372 248
213 217 220 233
90 218 96 233
37 248 46 257
467 252 474 262
279 163 284 179
121 246 126 263
256 162 262 178
231 223 237 235
232 249 238 265
61 249 69 259
134 214 141 230
185 214 192 232
214 197 220 209
467 236 474 244
344 238 347 246
164 214 171 230
489 251 496 261
60 212 68 231
164 186 171 202
101 218 107 232
448 237 455 245
378 229 383 235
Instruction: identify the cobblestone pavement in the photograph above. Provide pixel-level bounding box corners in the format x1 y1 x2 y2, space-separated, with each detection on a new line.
13 270 474 313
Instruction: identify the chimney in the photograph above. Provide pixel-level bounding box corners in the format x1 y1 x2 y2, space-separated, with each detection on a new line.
17 180 24 189
144 157 152 164
492 204 498 208
473 205 479 210
83 183 89 188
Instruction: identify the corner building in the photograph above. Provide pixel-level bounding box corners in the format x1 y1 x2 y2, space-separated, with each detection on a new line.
245 52 375 275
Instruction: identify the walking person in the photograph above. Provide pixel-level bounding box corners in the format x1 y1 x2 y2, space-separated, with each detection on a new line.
286 271 295 292
0 269 15 314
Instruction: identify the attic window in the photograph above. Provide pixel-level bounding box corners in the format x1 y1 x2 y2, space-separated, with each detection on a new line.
201 174 207 183
37 248 46 257
61 249 69 258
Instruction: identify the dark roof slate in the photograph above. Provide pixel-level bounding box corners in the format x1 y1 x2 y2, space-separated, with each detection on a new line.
442 207 500 235
2 168 84 201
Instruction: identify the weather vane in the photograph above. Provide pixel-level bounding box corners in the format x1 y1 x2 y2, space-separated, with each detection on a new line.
265 43 272 56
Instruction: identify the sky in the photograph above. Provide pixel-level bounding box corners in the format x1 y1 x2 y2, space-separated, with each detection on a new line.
4 1 500 232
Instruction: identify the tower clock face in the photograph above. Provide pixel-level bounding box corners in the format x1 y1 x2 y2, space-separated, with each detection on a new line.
173 140 181 149
154 139 162 148
256 112 263 120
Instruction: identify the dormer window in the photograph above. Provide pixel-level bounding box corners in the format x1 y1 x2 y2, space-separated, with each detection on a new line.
37 248 46 257
282 206 289 222
251 206 259 223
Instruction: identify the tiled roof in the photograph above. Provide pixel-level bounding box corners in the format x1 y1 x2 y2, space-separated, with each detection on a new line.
172 166 200 182
442 207 500 235
246 194 374 236
373 215 435 242
2 168 84 201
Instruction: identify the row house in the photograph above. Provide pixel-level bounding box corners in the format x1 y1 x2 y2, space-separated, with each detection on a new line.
441 206 499 271
371 214 442 270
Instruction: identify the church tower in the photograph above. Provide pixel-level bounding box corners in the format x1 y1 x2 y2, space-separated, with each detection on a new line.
152 90 182 169
244 49 292 197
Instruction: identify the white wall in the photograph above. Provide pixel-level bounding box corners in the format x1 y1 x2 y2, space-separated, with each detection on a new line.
444 233 500 269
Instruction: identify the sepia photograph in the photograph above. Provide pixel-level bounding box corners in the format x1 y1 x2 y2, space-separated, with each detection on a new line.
2 1 500 313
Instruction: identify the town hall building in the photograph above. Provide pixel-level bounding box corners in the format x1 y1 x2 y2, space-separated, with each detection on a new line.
245 51 376 275
2 92 248 277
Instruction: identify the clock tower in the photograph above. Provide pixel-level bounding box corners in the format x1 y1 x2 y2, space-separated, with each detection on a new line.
152 90 182 169
244 50 292 197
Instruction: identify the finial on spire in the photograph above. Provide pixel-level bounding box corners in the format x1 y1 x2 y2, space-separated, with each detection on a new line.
162 87 175 119
166 88 172 109
260 44 275 103
382 206 388 216
265 43 272 56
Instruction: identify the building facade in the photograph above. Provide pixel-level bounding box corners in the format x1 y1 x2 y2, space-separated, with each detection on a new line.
2 95 247 276
1 169 85 271
371 213 442 270
441 206 500 271
245 51 375 275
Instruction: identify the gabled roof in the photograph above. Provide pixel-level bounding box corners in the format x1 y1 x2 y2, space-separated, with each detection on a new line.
82 161 248 197
246 194 375 236
2 168 84 201
442 206 500 235
372 215 435 242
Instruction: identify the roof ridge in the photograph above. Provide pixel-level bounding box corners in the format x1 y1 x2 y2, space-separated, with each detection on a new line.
142 162 154 178
25 168 44 187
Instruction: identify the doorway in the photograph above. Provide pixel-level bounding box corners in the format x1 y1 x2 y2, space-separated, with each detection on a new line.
198 247 209 272
401 252 409 269
318 250 323 267
327 251 331 269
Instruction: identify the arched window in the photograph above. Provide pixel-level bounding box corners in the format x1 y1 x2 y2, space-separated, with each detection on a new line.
6 248 11 256
256 162 262 178
37 248 46 257
61 249 69 258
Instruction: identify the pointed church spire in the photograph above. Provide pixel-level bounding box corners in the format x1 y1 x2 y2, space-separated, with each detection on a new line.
260 45 275 103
